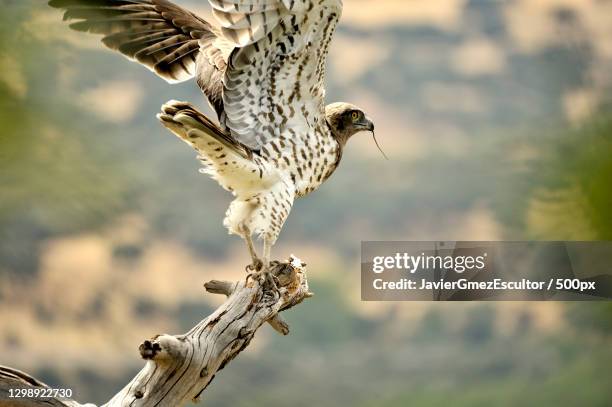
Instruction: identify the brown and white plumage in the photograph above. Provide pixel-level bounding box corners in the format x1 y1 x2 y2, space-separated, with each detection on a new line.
50 0 375 274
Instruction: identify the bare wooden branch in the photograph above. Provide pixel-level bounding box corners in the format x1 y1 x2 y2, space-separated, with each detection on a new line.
267 314 290 335
203 280 236 296
0 256 311 407
202 259 310 335
0 365 89 407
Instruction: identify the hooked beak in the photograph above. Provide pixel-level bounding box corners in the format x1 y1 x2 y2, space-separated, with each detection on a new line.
357 117 375 132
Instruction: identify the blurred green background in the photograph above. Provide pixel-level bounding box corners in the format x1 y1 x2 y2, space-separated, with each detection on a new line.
1 0 611 405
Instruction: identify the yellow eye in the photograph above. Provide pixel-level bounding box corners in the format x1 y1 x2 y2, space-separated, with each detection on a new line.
351 111 359 122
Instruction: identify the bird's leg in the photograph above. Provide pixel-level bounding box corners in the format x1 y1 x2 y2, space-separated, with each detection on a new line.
260 237 281 294
241 224 263 272
241 225 276 292
243 232 279 294
262 237 272 271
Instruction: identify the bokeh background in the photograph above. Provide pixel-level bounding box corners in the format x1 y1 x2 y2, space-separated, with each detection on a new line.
1 0 612 405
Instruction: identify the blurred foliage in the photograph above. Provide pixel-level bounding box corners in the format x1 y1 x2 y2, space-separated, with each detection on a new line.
364 347 612 407
0 2 132 274
522 115 612 239
491 113 612 240
0 1 611 407
566 302 612 336
461 305 495 345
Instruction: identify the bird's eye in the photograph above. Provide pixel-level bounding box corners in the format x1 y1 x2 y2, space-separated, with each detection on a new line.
351 111 359 122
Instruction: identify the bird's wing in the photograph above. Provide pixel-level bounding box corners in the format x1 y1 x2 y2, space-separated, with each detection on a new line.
49 0 230 87
209 0 343 149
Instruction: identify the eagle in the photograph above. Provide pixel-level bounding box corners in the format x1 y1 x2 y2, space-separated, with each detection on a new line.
50 0 381 285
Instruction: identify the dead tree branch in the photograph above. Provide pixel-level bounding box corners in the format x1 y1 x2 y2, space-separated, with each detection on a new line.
0 256 311 407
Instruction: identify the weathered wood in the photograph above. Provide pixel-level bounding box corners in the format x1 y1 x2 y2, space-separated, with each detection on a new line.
0 256 311 407
0 365 89 407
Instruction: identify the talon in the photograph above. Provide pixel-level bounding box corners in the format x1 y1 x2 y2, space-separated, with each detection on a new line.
245 253 263 271
244 260 265 287
245 272 254 285
245 259 263 272
262 270 281 299
244 266 281 299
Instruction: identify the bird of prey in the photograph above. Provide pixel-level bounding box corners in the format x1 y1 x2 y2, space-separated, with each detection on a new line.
50 0 381 284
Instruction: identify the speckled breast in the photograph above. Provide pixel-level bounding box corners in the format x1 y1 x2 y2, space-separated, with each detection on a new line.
259 123 341 197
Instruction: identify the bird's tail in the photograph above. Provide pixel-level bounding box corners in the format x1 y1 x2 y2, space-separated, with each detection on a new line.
157 100 252 159
157 100 279 195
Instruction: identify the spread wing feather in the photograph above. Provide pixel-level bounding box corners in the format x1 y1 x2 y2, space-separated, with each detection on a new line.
208 0 343 149
208 0 310 47
49 0 225 86
51 0 344 152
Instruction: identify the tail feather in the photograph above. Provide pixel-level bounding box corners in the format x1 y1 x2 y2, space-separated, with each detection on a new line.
157 100 279 194
158 100 251 159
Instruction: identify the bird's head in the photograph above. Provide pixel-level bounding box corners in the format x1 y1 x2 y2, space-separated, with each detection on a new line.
325 102 387 159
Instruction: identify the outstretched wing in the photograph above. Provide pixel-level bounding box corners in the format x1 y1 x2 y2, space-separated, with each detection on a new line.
49 0 228 86
209 0 343 150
